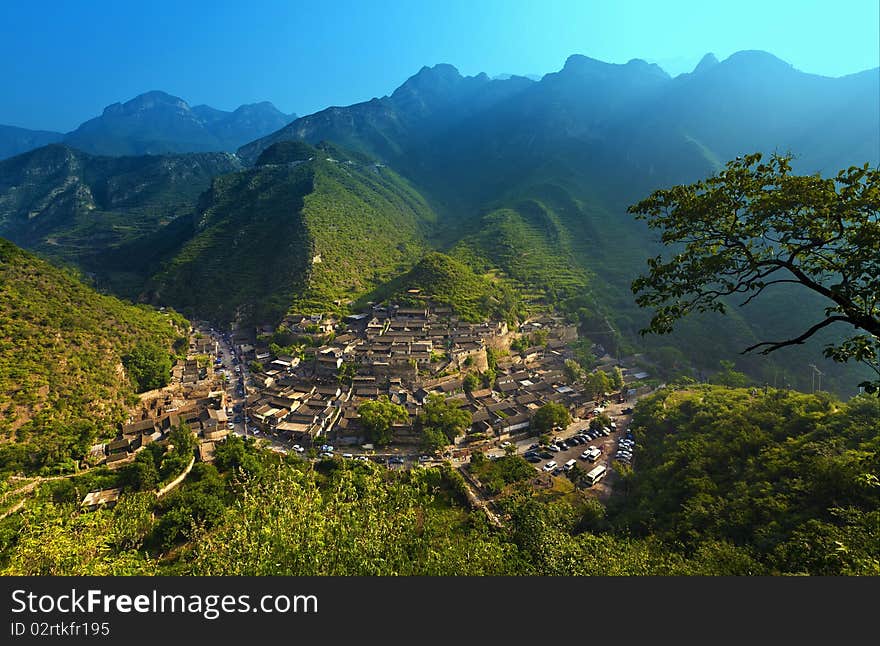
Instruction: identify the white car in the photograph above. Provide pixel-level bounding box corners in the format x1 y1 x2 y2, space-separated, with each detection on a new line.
342 453 354 459
500 441 512 448
291 444 305 453
543 461 558 472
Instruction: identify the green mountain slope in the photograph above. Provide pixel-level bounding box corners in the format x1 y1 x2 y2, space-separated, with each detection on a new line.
360 251 521 323
0 144 242 292
0 238 187 473
145 142 436 323
451 197 592 306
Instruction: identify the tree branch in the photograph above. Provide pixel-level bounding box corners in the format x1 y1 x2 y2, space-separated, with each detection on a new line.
742 316 849 355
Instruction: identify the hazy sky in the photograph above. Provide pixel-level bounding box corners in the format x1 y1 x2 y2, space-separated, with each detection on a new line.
2 0 878 131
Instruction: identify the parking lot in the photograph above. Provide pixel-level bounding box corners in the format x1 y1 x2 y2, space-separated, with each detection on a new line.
486 400 637 496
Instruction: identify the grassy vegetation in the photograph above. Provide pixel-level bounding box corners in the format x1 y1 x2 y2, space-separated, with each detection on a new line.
146 164 314 324
291 157 435 313
610 386 880 574
451 199 591 309
0 238 187 475
359 251 522 323
144 145 436 323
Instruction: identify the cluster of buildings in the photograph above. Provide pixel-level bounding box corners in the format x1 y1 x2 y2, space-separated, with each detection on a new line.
236 304 598 451
87 337 233 469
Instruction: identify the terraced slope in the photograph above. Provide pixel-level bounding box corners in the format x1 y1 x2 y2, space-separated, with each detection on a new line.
0 144 242 294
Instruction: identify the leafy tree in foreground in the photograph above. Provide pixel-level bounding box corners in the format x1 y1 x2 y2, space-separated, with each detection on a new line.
628 153 880 392
359 396 408 446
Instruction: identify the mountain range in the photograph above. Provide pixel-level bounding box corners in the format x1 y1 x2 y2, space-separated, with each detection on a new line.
0 50 877 394
0 91 296 159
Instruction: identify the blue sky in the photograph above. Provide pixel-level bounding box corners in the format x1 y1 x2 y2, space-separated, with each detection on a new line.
2 0 878 131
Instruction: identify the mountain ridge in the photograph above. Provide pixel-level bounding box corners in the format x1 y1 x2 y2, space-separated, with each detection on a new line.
0 91 297 160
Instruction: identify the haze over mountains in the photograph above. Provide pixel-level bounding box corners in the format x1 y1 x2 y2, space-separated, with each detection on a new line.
0 90 296 159
0 50 877 393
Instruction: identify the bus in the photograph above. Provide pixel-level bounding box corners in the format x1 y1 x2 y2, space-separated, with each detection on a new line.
584 464 607 486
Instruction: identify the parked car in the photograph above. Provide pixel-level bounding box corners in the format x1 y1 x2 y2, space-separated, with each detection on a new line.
547 444 561 452
526 455 542 463
500 441 512 448
543 461 558 472
418 455 432 463
528 443 540 451
319 451 334 458
388 456 405 464
291 444 305 453
320 444 334 453
342 453 354 459
538 451 554 460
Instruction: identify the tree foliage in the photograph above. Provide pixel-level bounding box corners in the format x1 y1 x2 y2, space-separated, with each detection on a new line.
532 402 571 434
415 394 472 447
614 385 880 574
123 342 172 393
358 396 408 446
628 153 880 392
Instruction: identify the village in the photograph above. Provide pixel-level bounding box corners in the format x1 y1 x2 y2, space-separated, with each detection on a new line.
78 297 654 504
223 301 651 462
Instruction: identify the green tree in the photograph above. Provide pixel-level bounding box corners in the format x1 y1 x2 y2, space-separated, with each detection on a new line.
123 342 172 392
532 402 571 434
416 394 472 446
564 358 584 383
628 153 880 393
463 372 480 393
337 361 358 386
359 396 408 446
609 366 625 391
485 347 498 372
119 452 159 492
709 360 751 388
167 424 197 459
584 371 613 399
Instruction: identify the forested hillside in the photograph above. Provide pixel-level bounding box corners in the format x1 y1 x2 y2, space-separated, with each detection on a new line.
610 386 880 574
0 144 242 295
145 142 436 322
0 239 187 474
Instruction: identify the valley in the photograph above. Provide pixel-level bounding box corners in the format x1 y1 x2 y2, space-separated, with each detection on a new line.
0 44 877 579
